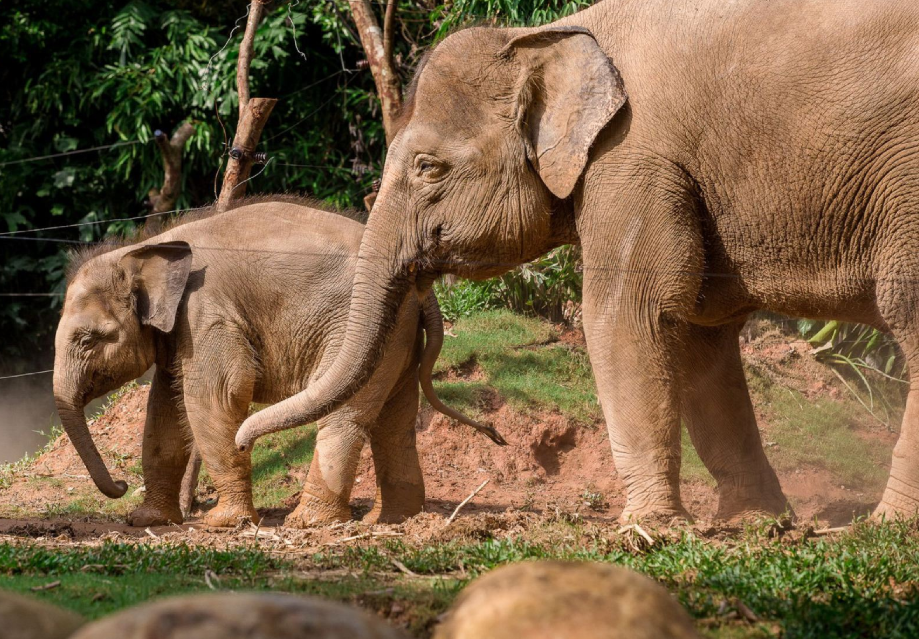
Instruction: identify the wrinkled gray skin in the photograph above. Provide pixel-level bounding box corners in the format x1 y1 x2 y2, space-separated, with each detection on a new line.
237 0 919 523
54 199 497 528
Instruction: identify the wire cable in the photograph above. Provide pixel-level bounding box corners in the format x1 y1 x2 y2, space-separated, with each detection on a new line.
0 140 145 168
0 370 53 380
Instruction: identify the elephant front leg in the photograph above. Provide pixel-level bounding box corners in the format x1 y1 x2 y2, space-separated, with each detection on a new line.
128 368 190 527
679 322 789 521
285 413 365 528
579 183 703 523
585 307 688 522
364 373 424 524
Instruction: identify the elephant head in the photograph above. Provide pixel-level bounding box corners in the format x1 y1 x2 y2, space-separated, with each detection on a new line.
53 241 192 498
236 25 625 449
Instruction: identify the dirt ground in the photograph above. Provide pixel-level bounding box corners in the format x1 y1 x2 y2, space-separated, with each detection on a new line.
0 324 898 545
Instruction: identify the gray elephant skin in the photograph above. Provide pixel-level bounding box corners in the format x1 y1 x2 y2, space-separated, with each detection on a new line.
236 0 919 523
54 197 497 528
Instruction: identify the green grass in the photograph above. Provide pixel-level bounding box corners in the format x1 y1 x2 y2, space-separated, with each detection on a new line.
4 519 919 637
249 419 317 509
434 310 600 422
746 368 892 491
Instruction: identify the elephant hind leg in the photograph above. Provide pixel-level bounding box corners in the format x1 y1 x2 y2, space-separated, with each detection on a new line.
285 412 365 528
874 262 919 519
364 372 424 525
679 322 788 521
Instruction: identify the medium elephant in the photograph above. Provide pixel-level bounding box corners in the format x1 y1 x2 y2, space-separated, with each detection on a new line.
54 197 501 528
236 0 919 522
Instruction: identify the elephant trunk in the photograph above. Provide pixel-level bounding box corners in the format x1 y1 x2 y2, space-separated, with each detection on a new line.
235 223 415 450
53 377 128 499
418 292 507 446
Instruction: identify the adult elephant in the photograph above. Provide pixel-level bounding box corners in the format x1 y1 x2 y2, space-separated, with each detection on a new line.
238 0 919 521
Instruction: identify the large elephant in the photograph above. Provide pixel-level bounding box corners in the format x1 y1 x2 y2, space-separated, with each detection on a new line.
54 197 501 528
236 0 919 522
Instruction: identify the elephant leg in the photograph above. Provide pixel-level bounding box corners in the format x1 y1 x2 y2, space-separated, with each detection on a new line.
579 173 703 523
875 267 919 519
285 412 366 528
179 443 202 518
128 367 190 527
183 370 259 528
679 322 788 520
364 372 424 524
584 308 688 522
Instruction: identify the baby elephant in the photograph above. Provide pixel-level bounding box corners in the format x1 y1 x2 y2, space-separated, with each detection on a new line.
54 197 502 528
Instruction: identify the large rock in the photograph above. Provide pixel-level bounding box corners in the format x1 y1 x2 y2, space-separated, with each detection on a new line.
434 561 701 639
70 592 408 639
0 589 85 639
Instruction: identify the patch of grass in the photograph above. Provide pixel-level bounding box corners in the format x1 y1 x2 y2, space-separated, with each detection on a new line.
434 310 599 422
250 424 317 509
7 519 919 636
682 425 715 486
746 368 892 491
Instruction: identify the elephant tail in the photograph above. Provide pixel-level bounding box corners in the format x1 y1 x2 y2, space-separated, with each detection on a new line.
418 292 508 446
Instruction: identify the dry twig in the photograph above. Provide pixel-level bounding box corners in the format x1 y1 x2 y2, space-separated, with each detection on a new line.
445 479 490 525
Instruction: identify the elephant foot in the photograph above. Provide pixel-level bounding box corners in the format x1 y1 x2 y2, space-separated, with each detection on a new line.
284 500 351 529
714 480 792 523
618 503 692 527
362 504 421 525
128 502 183 527
872 483 919 522
202 502 261 528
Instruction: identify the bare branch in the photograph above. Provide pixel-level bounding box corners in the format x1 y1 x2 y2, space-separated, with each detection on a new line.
217 97 277 211
237 0 269 119
348 0 403 143
146 122 195 233
218 0 277 211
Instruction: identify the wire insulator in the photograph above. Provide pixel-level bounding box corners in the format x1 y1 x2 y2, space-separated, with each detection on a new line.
356 59 370 71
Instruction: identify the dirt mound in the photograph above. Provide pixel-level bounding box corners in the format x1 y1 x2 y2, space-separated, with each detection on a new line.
351 401 624 520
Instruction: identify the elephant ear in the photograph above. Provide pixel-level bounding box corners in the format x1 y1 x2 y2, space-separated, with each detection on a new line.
119 241 192 333
502 26 627 199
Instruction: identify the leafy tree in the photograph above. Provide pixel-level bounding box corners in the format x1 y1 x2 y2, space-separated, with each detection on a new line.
0 0 591 369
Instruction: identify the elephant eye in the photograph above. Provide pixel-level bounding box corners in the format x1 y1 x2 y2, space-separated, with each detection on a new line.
78 333 97 348
414 154 446 181
79 327 113 348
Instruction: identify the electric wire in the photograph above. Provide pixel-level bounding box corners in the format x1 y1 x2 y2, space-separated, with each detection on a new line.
0 140 145 168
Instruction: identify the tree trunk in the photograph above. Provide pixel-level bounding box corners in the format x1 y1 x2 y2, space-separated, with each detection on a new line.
349 0 403 143
216 0 276 212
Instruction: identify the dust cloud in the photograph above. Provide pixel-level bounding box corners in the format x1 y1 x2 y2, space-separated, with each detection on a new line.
0 374 57 464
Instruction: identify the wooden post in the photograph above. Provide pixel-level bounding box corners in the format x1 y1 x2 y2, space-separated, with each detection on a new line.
217 0 277 212
145 122 195 233
349 0 403 144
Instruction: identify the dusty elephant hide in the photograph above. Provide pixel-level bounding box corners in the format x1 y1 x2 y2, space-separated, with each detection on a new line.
54 197 492 529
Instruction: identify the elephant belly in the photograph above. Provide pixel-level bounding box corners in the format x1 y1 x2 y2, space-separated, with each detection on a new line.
689 264 887 329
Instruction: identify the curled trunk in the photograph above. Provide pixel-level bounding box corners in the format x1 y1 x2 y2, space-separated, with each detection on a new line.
54 395 128 499
236 224 414 450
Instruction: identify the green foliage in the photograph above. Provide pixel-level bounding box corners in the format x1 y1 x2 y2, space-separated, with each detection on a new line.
798 320 906 380
437 245 583 323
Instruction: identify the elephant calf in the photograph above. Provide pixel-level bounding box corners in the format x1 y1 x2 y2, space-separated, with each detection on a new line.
54 197 500 528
